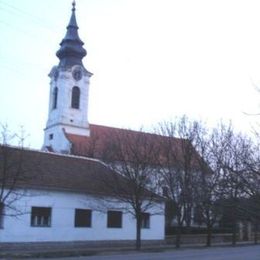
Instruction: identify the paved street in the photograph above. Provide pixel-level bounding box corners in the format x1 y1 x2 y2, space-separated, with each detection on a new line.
32 245 260 260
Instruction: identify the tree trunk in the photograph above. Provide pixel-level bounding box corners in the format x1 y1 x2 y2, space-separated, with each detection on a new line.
206 224 212 247
175 225 181 248
254 222 258 244
232 221 237 246
136 215 142 250
0 202 3 227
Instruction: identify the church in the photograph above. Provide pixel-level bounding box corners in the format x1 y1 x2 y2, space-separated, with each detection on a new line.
0 1 165 243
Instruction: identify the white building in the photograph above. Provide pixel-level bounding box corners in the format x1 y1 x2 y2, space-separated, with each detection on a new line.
0 1 165 243
0 147 164 243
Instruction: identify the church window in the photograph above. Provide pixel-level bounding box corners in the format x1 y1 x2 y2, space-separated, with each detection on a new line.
31 207 51 227
141 212 150 229
74 209 92 227
71 86 80 109
53 87 58 109
107 210 122 228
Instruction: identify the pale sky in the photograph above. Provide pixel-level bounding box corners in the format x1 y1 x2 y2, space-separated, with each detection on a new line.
1 0 260 148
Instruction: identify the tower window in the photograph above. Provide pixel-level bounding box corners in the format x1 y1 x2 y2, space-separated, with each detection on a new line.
53 87 58 109
71 86 80 109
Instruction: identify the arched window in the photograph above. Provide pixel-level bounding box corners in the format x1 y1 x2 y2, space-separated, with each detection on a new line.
53 87 58 109
71 86 80 109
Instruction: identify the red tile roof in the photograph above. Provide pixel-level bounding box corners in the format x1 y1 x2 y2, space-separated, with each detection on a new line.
65 124 200 168
0 146 122 196
0 145 161 199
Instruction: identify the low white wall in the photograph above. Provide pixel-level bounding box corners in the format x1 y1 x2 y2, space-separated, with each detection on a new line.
0 189 165 242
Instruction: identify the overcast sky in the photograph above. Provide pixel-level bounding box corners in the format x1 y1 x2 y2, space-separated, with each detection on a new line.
1 0 260 148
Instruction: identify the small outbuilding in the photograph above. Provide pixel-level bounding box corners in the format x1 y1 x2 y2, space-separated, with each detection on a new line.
0 147 165 243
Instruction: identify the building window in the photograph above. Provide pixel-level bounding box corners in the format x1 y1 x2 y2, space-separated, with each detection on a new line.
141 213 150 229
49 134 53 140
53 87 58 109
31 207 51 227
107 210 122 228
71 86 80 109
74 209 92 227
0 203 4 228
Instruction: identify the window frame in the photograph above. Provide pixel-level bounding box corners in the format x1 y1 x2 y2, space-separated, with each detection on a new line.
141 212 150 229
107 210 123 228
71 86 80 109
31 206 52 228
52 87 58 109
74 208 92 228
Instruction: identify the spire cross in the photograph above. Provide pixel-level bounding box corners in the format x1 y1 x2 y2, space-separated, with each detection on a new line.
72 0 76 11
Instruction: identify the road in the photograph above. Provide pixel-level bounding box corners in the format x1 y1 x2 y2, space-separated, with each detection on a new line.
32 245 260 260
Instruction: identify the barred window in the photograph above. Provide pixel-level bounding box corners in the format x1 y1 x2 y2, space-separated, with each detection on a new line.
31 207 51 227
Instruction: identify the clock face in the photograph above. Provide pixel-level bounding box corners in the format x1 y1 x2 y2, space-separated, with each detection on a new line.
72 68 82 81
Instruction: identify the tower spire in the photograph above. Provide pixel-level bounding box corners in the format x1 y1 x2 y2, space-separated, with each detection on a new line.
44 0 92 153
56 0 87 68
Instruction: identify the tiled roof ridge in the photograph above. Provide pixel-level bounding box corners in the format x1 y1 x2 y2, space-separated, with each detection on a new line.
88 123 185 141
1 144 104 164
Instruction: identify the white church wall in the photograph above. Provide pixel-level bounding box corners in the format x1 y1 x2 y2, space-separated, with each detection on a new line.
46 66 90 131
0 188 165 243
43 125 71 153
43 65 91 152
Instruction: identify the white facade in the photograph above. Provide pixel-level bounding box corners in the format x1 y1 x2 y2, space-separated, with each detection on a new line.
43 65 91 153
0 188 165 242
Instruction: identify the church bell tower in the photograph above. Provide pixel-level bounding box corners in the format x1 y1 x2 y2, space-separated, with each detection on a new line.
43 1 92 153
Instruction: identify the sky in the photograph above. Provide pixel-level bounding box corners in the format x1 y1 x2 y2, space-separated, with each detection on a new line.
1 0 260 149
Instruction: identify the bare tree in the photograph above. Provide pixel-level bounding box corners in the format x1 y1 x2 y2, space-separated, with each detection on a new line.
194 124 230 247
238 137 260 243
0 124 31 221
93 127 163 250
156 117 259 247
210 123 254 245
156 116 201 248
